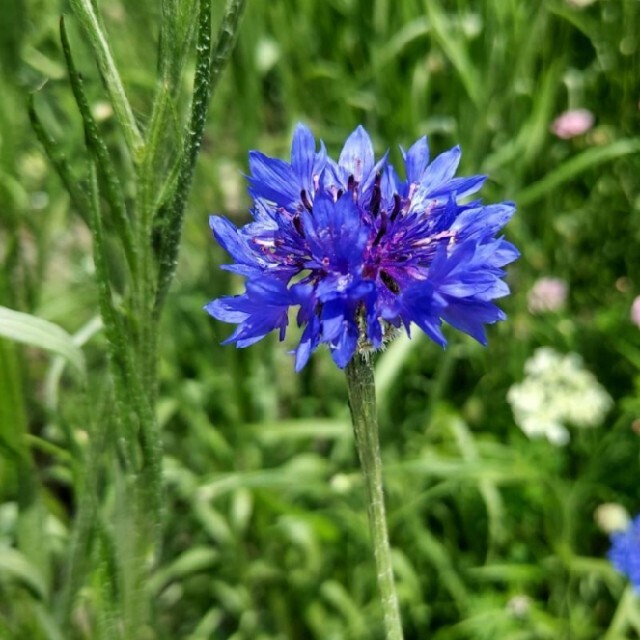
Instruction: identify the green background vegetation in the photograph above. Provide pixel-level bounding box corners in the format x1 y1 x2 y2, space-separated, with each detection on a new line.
1 0 640 638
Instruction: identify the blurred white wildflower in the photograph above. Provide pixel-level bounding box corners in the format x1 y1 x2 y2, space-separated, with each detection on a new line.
255 37 281 74
527 277 568 314
631 296 640 328
506 595 531 619
330 473 353 494
595 503 629 534
92 101 113 122
507 348 612 445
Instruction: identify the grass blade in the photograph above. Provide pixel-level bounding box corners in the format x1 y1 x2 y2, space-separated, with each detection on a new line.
517 138 640 207
0 306 85 376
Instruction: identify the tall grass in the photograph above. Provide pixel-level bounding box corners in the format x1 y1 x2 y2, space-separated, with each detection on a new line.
1 0 639 638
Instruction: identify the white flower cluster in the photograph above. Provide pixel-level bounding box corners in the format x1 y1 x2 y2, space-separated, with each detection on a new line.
507 347 612 445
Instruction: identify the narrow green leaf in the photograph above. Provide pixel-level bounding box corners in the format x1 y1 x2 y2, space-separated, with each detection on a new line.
483 61 563 174
33 605 66 640
153 0 213 314
0 338 29 473
44 316 103 412
424 0 483 107
147 547 219 596
517 138 640 207
447 414 507 549
0 306 85 376
0 341 49 592
154 0 247 315
83 161 140 474
0 547 48 600
245 418 350 442
320 581 367 635
139 82 178 237
67 0 144 157
159 0 199 95
375 332 421 411
209 0 247 94
59 17 137 274
27 95 91 225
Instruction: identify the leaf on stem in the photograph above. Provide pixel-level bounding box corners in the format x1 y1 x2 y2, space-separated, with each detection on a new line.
59 16 137 275
67 0 144 156
154 0 248 316
27 95 91 225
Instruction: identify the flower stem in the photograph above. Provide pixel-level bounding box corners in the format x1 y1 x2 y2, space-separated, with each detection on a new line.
345 354 404 640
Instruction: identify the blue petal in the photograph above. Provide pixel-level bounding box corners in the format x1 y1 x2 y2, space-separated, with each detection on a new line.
419 145 461 194
302 194 369 273
338 125 375 182
402 136 430 184
204 298 249 324
440 298 506 345
491 239 520 267
608 516 640 591
437 272 509 300
248 151 298 207
205 278 297 347
210 216 260 267
397 281 448 347
330 328 359 368
380 164 402 204
429 175 487 200
451 202 516 240
291 123 317 194
295 315 320 372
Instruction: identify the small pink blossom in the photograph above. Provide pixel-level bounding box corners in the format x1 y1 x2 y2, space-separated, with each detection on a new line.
631 296 640 328
551 108 595 139
528 277 568 314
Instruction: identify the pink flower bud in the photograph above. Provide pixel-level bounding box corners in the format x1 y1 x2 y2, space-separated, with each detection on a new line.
550 108 595 139
631 296 640 328
527 277 568 314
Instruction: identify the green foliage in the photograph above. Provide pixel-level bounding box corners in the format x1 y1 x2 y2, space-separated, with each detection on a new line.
1 0 640 638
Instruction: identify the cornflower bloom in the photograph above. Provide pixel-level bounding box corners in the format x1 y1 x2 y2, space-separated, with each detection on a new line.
206 124 518 370
609 514 640 591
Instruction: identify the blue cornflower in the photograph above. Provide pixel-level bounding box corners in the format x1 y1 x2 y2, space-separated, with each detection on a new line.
206 124 519 370
609 515 640 591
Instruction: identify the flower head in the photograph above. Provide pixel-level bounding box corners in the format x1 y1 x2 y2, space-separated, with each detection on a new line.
507 348 612 445
527 277 568 314
206 124 518 370
631 295 640 328
596 503 629 535
550 108 595 139
609 515 640 591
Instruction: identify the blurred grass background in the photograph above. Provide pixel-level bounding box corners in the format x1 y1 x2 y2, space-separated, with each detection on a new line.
1 0 640 638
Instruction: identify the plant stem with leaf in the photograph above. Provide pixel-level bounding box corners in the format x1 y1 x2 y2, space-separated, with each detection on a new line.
30 0 247 635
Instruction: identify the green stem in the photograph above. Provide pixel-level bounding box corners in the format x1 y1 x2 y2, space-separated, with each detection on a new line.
603 585 640 640
345 354 404 640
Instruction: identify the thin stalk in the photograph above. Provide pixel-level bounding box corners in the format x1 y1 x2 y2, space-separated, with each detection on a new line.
345 354 404 640
603 585 640 640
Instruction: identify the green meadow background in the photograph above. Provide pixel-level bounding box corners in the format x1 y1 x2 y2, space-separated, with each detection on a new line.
1 0 640 638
